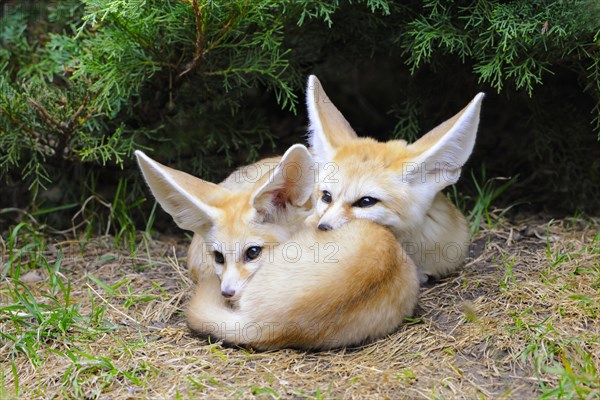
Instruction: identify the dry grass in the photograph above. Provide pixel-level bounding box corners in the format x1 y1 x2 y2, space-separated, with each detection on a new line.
1 217 599 399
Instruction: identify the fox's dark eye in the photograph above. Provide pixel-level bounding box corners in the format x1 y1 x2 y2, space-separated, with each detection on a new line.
352 196 379 208
245 246 262 261
213 251 225 264
321 191 332 204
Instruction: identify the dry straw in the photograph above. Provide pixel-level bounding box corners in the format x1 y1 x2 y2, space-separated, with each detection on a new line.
1 218 598 398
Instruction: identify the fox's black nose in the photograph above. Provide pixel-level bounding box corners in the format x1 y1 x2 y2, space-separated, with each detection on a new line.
318 223 333 231
221 289 235 298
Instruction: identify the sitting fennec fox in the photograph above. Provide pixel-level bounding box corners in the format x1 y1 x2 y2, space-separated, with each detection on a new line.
135 146 419 350
306 76 484 282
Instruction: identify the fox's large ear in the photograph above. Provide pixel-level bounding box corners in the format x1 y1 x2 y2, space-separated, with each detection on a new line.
404 93 485 191
306 75 358 162
135 151 224 232
250 144 315 214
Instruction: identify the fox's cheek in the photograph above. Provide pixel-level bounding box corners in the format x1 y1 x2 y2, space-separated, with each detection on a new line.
342 204 355 220
213 265 224 278
355 207 403 231
353 206 386 222
244 263 261 275
316 200 330 217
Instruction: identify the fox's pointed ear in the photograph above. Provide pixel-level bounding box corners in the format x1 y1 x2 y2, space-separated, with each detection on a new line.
404 93 484 190
251 144 315 214
135 151 224 232
306 75 357 162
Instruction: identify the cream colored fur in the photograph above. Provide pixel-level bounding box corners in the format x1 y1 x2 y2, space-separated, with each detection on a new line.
136 147 420 350
187 219 419 350
306 75 484 282
135 145 314 296
187 155 283 281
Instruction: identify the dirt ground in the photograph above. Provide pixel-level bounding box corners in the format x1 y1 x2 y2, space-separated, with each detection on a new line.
1 216 599 399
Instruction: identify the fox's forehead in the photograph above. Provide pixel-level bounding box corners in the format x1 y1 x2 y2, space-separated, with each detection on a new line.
322 168 397 200
323 138 413 197
217 192 256 226
203 192 281 251
207 222 277 253
206 193 256 243
333 138 415 170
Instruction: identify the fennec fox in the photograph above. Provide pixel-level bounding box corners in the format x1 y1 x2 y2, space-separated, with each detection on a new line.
136 146 419 350
306 76 484 282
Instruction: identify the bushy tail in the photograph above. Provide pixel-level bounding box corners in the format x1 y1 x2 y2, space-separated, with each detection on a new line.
186 275 251 345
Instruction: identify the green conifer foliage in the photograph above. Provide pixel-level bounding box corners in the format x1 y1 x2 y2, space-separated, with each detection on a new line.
0 0 598 224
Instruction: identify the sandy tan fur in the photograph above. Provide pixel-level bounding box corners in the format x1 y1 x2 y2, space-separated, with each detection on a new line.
136 148 420 350
187 219 419 350
307 76 483 281
136 146 315 298
187 157 282 281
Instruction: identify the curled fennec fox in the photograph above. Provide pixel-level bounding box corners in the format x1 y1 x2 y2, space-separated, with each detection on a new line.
136 146 419 350
186 219 418 350
306 76 484 282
